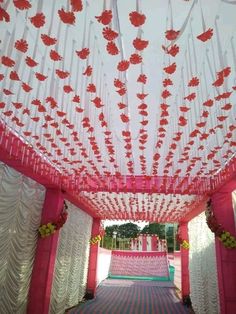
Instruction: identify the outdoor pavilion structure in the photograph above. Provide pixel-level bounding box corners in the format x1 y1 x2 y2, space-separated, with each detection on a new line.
0 0 236 313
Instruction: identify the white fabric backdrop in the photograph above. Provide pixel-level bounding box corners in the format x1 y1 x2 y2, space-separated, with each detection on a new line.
0 161 45 314
49 202 92 314
189 211 220 314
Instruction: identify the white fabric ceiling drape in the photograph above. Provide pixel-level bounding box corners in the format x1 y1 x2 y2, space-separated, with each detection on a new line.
49 201 92 314
0 161 45 314
188 211 220 314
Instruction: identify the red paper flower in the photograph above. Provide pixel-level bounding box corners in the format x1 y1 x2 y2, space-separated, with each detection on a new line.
50 50 63 61
188 77 199 87
0 6 10 22
217 115 227 122
221 103 232 110
218 66 231 78
30 13 46 28
133 38 149 51
163 44 179 57
140 122 148 130
41 34 57 46
72 95 80 103
91 97 103 108
178 116 187 126
138 103 147 110
3 110 13 116
114 78 124 88
76 106 83 113
184 92 196 101
13 0 31 10
179 106 190 112
163 62 176 74
63 85 73 93
55 69 70 79
46 97 57 109
118 102 126 109
162 90 171 99
129 11 146 27
215 91 232 101
130 53 142 64
70 0 83 12
137 93 148 100
203 99 214 107
165 30 180 41
212 77 224 87
21 82 32 92
25 56 38 67
35 72 47 81
83 65 92 76
86 83 96 93
58 8 75 25
162 78 173 87
95 10 112 25
106 41 119 55
137 74 147 84
76 48 90 59
197 28 213 42
160 118 168 125
116 88 126 96
2 56 15 67
102 27 118 41
0 74 4 81
9 71 20 81
120 113 129 123
117 60 129 71
0 102 6 109
15 39 28 53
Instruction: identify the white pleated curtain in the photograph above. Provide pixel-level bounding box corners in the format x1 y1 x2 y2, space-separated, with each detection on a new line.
0 161 45 314
188 211 220 314
49 202 92 314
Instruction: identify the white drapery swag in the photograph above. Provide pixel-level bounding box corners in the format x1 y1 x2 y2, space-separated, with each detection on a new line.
49 202 92 314
0 161 45 314
188 211 220 314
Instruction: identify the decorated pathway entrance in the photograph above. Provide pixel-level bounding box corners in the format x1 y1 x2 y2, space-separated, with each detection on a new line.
69 279 191 314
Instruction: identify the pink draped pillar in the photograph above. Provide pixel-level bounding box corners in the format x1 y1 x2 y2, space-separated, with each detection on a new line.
86 218 101 298
27 189 64 314
142 234 147 251
180 222 190 299
151 235 157 251
211 179 236 314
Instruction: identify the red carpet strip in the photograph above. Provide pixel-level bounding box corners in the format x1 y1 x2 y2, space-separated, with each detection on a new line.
69 279 191 314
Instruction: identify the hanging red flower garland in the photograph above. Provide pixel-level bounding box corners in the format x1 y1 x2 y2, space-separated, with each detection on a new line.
205 200 236 249
38 201 68 238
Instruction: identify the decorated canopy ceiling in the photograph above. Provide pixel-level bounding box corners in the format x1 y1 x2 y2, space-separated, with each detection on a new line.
0 0 235 222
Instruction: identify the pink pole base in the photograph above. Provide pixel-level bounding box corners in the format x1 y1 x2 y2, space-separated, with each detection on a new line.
86 218 101 298
27 189 64 314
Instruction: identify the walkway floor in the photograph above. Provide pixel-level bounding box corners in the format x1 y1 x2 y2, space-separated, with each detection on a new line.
69 279 192 314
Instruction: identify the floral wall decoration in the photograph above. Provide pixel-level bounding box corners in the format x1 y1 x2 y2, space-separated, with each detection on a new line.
176 226 190 249
38 201 68 238
90 234 102 245
205 200 236 249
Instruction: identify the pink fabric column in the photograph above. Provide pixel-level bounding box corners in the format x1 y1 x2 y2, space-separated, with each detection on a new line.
180 222 190 299
27 189 64 314
86 218 101 298
142 235 147 251
151 235 157 251
211 179 236 314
